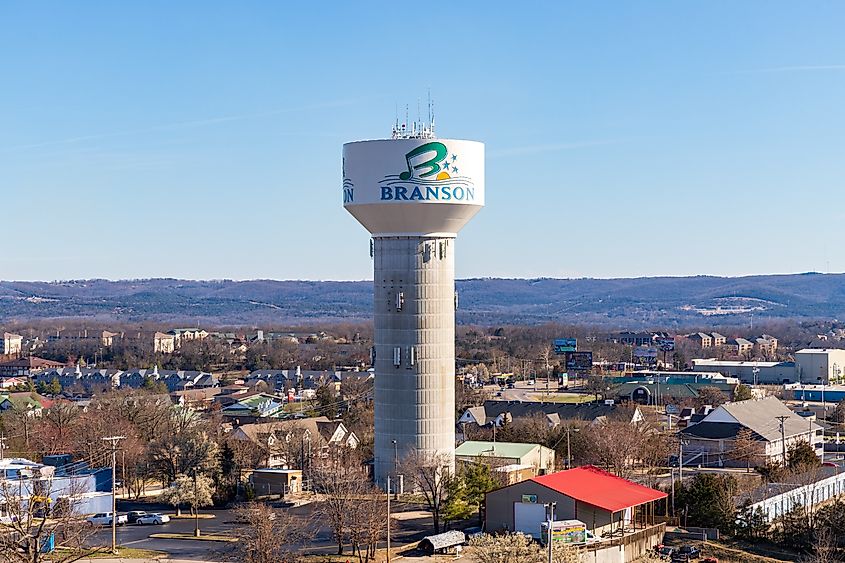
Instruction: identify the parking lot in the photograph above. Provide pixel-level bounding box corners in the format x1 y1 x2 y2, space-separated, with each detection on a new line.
85 497 436 561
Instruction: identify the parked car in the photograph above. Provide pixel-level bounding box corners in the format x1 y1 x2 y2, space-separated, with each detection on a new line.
655 544 675 558
671 545 701 562
86 512 127 527
126 511 148 524
135 513 170 525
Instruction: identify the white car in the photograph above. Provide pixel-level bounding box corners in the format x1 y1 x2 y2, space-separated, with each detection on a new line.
86 512 128 526
135 513 170 525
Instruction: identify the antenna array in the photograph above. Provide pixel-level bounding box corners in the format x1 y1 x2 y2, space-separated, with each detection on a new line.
392 93 436 139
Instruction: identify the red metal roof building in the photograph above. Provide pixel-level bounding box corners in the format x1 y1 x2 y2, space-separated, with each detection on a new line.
485 465 667 540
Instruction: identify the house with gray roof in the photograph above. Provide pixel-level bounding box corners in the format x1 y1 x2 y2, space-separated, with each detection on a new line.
680 396 822 467
457 400 642 430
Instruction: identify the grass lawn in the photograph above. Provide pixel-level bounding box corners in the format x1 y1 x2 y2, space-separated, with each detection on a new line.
54 547 166 559
704 540 799 562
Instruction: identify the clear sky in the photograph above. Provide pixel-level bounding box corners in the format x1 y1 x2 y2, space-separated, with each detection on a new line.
2 2 844 282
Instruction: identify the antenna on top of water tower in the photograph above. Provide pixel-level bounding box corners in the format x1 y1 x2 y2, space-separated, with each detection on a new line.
428 90 435 137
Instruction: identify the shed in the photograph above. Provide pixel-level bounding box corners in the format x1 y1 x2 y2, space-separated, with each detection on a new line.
418 530 466 555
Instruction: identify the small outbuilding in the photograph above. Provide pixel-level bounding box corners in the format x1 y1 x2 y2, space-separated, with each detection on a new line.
418 530 467 555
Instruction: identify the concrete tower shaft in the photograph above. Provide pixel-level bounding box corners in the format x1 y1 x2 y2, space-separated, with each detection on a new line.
373 236 456 483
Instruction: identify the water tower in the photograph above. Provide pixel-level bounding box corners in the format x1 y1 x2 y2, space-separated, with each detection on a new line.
342 117 484 486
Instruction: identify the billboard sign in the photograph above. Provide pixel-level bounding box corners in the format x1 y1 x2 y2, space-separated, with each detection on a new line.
553 338 577 354
656 337 675 352
542 520 587 545
565 351 593 373
633 347 658 359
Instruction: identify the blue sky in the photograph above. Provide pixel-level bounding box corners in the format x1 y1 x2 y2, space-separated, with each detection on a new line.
2 2 843 281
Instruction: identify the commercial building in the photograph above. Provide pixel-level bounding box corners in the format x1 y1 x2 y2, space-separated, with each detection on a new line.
455 441 555 474
795 348 845 385
343 119 484 485
0 458 111 522
691 358 797 384
484 465 666 561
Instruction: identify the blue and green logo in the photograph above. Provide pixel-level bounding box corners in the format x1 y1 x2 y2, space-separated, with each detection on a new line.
381 142 474 202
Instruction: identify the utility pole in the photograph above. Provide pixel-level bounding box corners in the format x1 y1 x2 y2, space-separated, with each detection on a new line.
386 476 391 563
102 436 125 555
566 426 573 470
670 467 675 517
678 440 684 484
0 432 6 461
776 415 789 465
546 501 556 563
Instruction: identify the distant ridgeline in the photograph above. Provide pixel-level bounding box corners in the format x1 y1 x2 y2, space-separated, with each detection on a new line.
0 273 842 327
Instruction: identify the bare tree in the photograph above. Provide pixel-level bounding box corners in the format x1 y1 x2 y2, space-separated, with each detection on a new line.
232 502 305 563
730 428 760 472
348 494 389 563
311 448 370 555
401 450 457 533
0 475 99 563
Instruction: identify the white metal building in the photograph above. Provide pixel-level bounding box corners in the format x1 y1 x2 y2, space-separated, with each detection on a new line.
740 466 845 522
691 359 797 384
795 349 845 385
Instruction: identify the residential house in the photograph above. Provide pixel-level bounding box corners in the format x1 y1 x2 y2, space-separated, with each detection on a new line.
3 333 22 357
680 396 822 466
457 401 643 430
711 332 727 347
246 368 340 393
154 332 176 354
168 328 209 345
0 392 52 414
34 367 120 392
687 333 713 349
222 393 288 423
100 331 119 347
0 356 64 378
170 387 221 410
230 416 359 468
725 338 754 357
